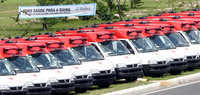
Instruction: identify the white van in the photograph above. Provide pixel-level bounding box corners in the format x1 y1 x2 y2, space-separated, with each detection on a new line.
31 35 116 88
0 56 27 95
0 45 52 95
56 32 143 81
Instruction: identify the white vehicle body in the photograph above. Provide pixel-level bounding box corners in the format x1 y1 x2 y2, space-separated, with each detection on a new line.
147 34 188 74
164 31 200 69
90 40 143 80
0 59 28 95
69 45 116 87
118 38 170 76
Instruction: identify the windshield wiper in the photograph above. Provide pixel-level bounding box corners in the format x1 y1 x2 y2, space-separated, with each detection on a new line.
0 72 12 76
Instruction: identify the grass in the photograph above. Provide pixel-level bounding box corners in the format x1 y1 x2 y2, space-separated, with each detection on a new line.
145 68 200 81
71 68 200 95
70 81 149 95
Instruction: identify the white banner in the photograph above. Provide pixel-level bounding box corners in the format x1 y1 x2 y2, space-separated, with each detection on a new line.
19 3 96 19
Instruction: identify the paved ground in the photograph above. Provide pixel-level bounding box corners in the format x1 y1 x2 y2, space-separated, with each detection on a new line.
142 80 200 95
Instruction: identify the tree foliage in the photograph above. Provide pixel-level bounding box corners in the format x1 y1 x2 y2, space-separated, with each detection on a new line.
1 0 6 3
130 0 143 8
36 0 65 31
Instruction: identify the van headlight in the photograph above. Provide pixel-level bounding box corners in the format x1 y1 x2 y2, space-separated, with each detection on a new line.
196 53 199 58
0 85 10 90
116 63 126 68
148 60 157 64
183 56 187 61
23 81 34 88
90 69 100 73
111 68 115 72
47 77 58 85
70 76 75 82
166 57 174 63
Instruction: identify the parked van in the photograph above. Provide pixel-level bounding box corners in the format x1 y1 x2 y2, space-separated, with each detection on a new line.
56 31 143 80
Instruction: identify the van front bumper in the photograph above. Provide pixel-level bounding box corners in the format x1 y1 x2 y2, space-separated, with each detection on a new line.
92 71 116 85
168 60 188 71
0 89 27 95
27 85 51 95
142 64 170 75
74 77 93 89
187 57 200 68
51 82 75 93
115 65 143 79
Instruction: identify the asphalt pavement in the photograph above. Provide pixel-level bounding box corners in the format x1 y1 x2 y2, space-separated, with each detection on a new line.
102 73 200 95
143 81 200 95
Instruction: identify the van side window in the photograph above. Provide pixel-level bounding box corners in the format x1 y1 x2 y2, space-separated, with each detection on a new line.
120 40 135 54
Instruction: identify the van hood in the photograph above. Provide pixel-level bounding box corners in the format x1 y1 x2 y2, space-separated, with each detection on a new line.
82 60 114 71
0 75 27 87
136 52 167 65
176 47 198 56
158 49 185 59
63 65 91 76
105 54 141 67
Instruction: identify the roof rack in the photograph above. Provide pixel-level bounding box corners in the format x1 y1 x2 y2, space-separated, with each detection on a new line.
97 32 115 41
181 23 196 30
27 45 46 53
160 25 175 33
188 12 195 16
145 28 161 35
69 37 88 46
127 30 142 38
3 47 23 56
46 42 65 50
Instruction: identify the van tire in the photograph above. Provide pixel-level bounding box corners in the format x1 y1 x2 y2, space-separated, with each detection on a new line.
125 77 138 82
75 88 88 93
97 83 110 88
152 73 163 77
169 70 182 75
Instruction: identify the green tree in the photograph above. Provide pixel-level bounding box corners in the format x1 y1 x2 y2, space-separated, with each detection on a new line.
130 0 143 8
1 0 6 3
116 0 129 21
36 0 65 31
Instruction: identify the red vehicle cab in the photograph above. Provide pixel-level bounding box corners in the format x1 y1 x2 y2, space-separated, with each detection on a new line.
56 31 143 81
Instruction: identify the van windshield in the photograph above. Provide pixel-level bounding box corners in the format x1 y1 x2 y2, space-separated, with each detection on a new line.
71 46 103 62
98 40 131 56
165 33 189 47
6 56 39 73
184 30 200 44
0 59 15 76
148 35 176 50
31 53 62 69
129 38 158 53
51 50 81 65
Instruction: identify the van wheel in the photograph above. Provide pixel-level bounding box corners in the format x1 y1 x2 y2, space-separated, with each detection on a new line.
169 70 182 75
125 77 138 82
97 83 110 88
152 74 163 77
75 88 88 93
52 92 68 95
